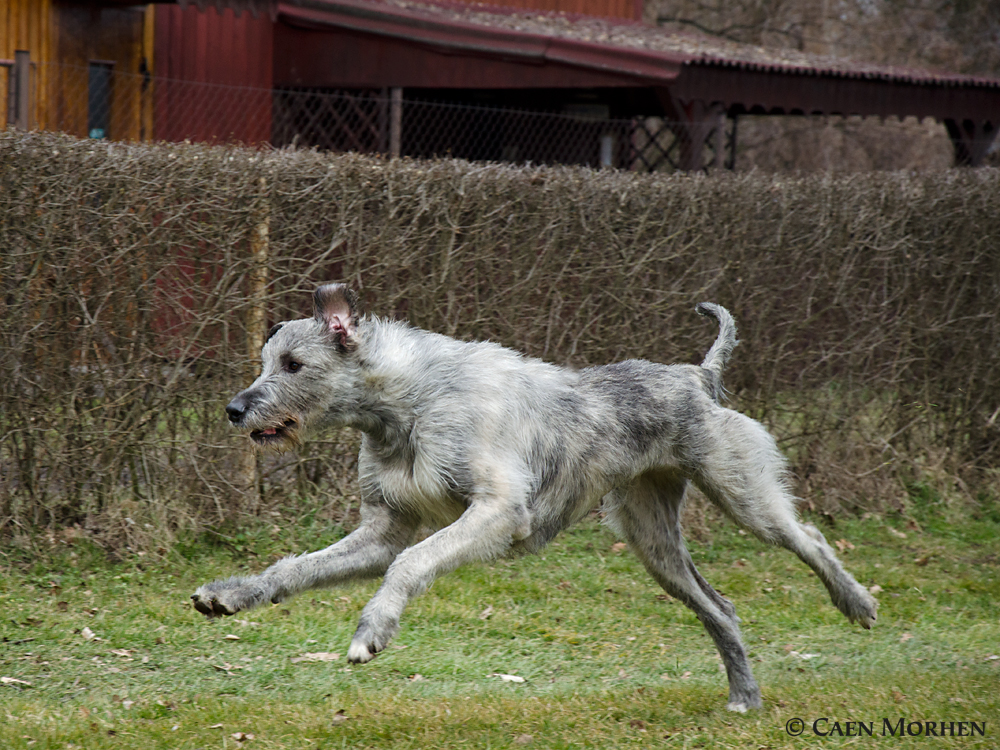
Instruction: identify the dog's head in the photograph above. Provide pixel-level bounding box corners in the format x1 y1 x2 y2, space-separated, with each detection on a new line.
225 283 362 452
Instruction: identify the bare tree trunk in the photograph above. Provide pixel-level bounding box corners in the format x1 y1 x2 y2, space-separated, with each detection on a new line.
237 177 269 513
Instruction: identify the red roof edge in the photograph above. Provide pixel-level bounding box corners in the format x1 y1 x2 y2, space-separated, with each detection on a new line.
278 0 686 83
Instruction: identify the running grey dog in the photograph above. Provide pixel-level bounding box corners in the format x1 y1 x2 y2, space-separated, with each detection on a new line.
192 283 877 711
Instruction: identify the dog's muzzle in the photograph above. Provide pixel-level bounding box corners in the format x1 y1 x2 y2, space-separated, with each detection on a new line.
225 394 250 425
225 393 298 445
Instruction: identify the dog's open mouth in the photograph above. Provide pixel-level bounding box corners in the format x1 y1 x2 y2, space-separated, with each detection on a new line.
250 419 298 444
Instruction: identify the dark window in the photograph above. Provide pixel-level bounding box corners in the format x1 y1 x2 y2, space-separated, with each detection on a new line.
88 62 113 139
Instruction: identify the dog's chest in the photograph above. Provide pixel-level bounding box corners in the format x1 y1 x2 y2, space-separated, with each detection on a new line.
371 453 466 528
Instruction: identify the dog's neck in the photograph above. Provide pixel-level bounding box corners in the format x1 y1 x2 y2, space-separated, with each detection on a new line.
348 317 421 455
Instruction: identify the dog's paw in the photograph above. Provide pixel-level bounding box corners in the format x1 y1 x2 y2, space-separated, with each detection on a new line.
727 689 762 713
347 627 389 664
347 616 397 664
844 586 879 630
347 641 377 664
853 601 878 630
191 577 266 618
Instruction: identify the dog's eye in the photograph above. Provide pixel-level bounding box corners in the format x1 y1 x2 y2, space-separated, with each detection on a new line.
287 361 302 373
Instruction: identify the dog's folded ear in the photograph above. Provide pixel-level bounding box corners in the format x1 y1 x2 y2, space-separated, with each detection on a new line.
314 283 359 351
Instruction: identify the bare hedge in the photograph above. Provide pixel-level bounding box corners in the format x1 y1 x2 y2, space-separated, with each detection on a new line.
1 131 998 549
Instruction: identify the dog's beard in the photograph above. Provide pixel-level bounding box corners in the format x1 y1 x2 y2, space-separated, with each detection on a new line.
245 417 304 453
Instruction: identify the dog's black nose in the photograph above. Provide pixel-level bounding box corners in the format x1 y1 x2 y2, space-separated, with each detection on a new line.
225 395 249 424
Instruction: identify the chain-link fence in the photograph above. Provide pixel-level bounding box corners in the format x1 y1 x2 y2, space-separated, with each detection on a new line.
4 59 998 170
13 62 731 172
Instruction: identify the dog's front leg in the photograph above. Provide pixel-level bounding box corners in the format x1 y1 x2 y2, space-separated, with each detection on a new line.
347 497 530 663
192 504 418 617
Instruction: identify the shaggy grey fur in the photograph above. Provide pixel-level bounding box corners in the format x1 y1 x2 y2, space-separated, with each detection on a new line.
192 283 878 711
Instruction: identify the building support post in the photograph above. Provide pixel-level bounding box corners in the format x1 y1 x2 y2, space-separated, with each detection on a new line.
13 50 30 130
945 118 997 167
655 88 727 172
727 114 738 170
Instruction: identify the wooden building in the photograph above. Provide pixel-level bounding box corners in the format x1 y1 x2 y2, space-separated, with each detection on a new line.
0 1 152 138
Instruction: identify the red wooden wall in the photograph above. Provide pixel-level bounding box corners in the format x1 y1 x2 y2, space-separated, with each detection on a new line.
153 4 273 144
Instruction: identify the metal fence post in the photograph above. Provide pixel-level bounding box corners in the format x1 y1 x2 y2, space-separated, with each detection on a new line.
389 87 402 158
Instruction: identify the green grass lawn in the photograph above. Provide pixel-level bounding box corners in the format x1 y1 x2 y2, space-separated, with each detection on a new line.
1 509 997 749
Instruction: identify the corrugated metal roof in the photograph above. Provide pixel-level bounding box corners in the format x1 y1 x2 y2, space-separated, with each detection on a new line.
281 0 1000 90
280 0 687 83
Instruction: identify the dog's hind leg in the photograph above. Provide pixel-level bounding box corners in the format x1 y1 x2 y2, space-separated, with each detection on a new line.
605 471 762 712
692 411 878 629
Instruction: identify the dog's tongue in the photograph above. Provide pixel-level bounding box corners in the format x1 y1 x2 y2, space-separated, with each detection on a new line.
262 427 277 436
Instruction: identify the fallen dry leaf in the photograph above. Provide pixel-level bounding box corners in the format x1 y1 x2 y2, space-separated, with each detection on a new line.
81 627 96 641
291 652 339 663
331 709 349 725
478 605 494 620
914 556 930 566
887 528 907 539
611 542 627 553
869 584 883 594
1 676 32 687
231 732 255 742
223 634 240 641
489 673 525 683
834 539 855 552
900 633 913 642
514 734 533 745
681 671 692 679
409 673 426 682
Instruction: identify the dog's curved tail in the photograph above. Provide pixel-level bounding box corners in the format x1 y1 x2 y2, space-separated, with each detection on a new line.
695 302 738 402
